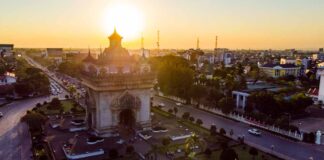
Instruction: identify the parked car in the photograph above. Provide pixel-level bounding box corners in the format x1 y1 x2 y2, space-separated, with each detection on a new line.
176 102 182 106
159 103 165 107
248 128 261 136
0 112 3 118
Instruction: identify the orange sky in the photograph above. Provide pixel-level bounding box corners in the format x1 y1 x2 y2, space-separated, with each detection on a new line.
0 0 324 50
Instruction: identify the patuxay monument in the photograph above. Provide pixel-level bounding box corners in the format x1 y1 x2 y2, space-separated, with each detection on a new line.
81 28 155 137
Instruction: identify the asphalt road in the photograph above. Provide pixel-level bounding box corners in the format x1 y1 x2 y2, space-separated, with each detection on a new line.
0 97 49 160
154 96 324 160
0 54 70 160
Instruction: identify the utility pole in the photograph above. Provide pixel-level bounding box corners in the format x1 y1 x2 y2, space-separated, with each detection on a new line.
157 30 160 54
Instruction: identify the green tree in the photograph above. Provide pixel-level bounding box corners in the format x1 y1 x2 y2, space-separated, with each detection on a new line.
249 147 259 160
220 147 238 160
247 91 280 117
184 134 206 158
189 84 206 105
67 85 77 97
218 97 235 114
21 111 46 132
155 55 194 101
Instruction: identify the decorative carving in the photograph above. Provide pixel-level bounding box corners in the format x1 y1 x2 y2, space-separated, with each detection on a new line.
111 92 141 111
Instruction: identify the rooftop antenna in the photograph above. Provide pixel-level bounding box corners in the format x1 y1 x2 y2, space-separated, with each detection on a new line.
196 37 200 50
214 36 218 54
99 45 102 58
157 30 160 54
215 36 218 50
141 32 145 58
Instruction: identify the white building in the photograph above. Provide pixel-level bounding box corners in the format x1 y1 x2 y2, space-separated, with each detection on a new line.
0 73 16 85
232 83 284 109
317 70 324 103
280 57 296 65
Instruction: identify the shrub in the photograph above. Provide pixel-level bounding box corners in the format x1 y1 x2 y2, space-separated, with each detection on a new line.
189 116 195 122
210 125 217 136
36 103 42 108
48 98 61 110
196 119 203 126
162 137 171 146
182 112 190 120
219 128 226 135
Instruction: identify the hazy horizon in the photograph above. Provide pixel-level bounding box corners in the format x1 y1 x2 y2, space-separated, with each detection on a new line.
1 0 324 50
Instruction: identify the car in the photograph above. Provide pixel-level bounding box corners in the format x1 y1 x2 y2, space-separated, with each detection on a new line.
176 102 182 106
0 112 3 118
159 103 165 107
248 128 261 136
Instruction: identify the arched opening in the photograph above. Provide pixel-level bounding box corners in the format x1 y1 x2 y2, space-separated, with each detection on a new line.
119 109 135 128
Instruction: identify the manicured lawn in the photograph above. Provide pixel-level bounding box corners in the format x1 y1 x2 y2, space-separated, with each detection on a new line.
197 145 280 160
36 100 84 115
151 107 172 118
177 120 209 136
152 107 280 160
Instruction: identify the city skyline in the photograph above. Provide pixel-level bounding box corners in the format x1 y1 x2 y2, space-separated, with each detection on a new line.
1 0 324 49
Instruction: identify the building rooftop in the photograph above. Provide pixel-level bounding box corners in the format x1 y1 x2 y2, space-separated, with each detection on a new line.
261 63 299 68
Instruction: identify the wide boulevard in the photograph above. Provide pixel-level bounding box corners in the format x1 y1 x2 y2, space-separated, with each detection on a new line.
154 96 324 160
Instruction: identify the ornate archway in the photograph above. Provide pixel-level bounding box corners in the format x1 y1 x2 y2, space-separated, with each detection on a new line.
119 109 135 127
111 92 141 129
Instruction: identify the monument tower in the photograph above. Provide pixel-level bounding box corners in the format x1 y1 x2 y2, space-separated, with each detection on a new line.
81 28 155 136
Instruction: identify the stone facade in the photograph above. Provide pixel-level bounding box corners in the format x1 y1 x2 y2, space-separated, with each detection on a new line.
81 29 155 136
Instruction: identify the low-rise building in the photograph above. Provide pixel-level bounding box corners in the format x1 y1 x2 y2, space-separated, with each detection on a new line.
45 48 64 64
232 83 284 109
0 72 16 85
0 44 14 57
280 57 296 65
259 63 300 78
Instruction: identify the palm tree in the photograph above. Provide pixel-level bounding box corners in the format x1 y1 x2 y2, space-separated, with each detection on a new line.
184 133 206 159
67 85 77 98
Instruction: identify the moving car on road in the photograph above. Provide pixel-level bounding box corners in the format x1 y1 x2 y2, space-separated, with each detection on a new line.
248 128 261 136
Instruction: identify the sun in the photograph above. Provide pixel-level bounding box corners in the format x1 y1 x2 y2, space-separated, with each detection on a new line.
103 4 144 41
